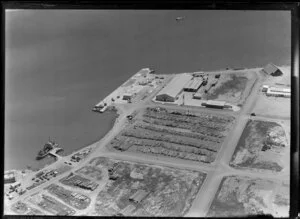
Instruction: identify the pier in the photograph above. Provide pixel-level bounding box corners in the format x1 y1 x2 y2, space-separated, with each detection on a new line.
93 68 152 113
48 147 63 160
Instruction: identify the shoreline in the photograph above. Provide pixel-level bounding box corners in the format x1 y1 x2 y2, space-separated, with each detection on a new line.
5 65 290 174
5 108 120 173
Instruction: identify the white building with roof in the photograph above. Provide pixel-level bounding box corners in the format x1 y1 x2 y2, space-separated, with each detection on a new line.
262 85 291 97
155 74 193 102
266 86 291 97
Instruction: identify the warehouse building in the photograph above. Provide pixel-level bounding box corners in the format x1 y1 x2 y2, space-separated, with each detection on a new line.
155 74 192 102
265 86 291 97
183 77 203 92
262 63 283 76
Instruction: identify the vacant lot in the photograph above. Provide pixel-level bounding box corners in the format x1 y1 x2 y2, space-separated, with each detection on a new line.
45 184 91 210
108 107 235 164
253 93 290 118
27 193 75 216
91 156 206 217
230 119 289 172
207 175 289 217
59 172 99 192
202 71 257 105
11 201 44 215
75 165 104 181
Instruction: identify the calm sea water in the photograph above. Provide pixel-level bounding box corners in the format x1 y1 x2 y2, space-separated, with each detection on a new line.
5 10 291 170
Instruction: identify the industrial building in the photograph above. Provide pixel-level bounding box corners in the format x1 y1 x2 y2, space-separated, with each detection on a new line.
155 74 192 102
202 100 226 109
183 77 203 92
262 63 283 76
263 85 291 97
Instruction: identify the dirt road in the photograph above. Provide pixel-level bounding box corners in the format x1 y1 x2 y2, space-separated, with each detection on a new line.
7 70 290 217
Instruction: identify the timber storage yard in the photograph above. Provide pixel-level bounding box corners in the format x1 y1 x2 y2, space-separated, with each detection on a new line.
4 63 291 217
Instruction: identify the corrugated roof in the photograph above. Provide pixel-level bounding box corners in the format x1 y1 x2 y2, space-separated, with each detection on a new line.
269 87 291 93
184 78 203 90
156 74 193 98
206 100 226 106
263 63 280 74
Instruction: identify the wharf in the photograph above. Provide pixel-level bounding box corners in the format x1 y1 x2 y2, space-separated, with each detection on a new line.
93 68 152 113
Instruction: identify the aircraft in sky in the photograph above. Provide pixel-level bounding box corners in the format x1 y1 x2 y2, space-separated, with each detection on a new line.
176 16 185 22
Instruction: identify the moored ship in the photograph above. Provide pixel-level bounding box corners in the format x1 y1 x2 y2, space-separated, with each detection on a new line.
36 139 59 160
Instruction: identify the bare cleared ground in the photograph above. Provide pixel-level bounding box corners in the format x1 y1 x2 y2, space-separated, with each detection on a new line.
90 156 206 217
207 175 289 217
200 71 257 105
26 192 76 215
230 119 289 172
253 65 291 118
261 65 291 86
107 107 235 164
253 93 290 118
10 201 44 215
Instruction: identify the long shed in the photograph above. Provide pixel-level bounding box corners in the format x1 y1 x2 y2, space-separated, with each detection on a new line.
155 74 192 102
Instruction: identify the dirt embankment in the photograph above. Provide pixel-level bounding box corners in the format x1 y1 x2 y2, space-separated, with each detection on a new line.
207 175 289 217
230 119 289 172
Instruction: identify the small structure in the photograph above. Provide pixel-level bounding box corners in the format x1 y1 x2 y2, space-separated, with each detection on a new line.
262 85 269 92
122 93 132 101
183 77 203 92
129 189 149 203
193 92 202 100
262 63 283 76
155 74 193 102
202 100 226 109
4 171 16 184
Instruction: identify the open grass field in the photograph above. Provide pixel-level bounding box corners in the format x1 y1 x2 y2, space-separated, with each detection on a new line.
207 175 289 217
108 107 235 164
89 156 206 217
230 119 289 172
